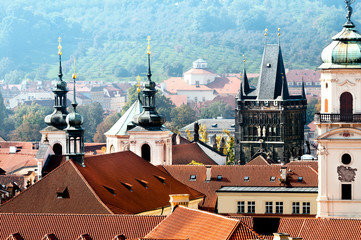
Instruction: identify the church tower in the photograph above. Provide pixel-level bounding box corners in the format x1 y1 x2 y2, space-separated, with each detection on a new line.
235 32 307 164
65 59 85 166
316 1 361 218
40 37 69 155
128 36 172 165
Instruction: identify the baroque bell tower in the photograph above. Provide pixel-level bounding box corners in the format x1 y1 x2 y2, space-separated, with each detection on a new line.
316 0 361 218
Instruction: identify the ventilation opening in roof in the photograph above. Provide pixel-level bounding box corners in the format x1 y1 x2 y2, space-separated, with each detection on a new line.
136 179 148 189
298 176 303 182
244 176 249 182
121 182 133 192
217 175 222 181
56 187 69 199
189 175 197 181
270 176 276 182
154 175 166 184
103 186 116 195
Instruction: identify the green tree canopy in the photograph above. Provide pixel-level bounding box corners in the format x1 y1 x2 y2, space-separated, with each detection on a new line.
200 101 234 119
170 104 197 130
77 102 104 142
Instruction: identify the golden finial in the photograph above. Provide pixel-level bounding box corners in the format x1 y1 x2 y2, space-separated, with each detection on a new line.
147 36 151 55
58 37 62 56
243 54 246 63
264 28 268 37
72 57 77 79
136 75 141 93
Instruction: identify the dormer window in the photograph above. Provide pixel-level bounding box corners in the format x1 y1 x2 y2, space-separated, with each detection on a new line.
270 176 276 182
217 175 222 181
57 187 69 199
244 176 249 182
103 186 116 195
212 123 217 128
190 175 197 181
298 176 303 182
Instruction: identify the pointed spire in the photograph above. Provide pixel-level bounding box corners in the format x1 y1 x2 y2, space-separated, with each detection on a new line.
72 57 78 111
147 36 152 81
264 28 268 45
239 55 250 99
58 37 63 80
301 75 306 99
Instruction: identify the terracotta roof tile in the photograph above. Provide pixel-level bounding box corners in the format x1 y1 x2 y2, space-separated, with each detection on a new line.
145 206 239 240
0 213 165 240
245 155 273 166
167 95 188 107
0 152 37 173
278 218 361 240
184 68 216 75
164 165 318 211
208 77 240 96
172 143 217 165
286 69 320 83
229 221 263 240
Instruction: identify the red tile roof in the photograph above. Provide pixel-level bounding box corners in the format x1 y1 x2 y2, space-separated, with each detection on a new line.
167 95 188 107
0 213 165 240
245 155 273 166
184 68 216 75
207 77 240 96
1 151 204 214
286 69 320 83
0 152 37 173
172 143 217 165
278 218 361 240
145 206 240 240
163 165 318 211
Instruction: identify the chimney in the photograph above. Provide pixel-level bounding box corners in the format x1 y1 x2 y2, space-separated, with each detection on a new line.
280 166 287 183
206 166 211 182
169 194 190 212
9 146 17 154
273 233 290 240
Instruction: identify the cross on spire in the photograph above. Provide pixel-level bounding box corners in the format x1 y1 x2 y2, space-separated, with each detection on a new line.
58 37 62 56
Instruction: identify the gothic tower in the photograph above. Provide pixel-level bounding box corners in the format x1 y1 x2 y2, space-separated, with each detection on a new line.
235 34 307 164
128 36 172 165
316 1 361 218
40 37 69 155
65 60 85 166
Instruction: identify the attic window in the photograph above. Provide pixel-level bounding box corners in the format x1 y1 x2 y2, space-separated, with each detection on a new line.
77 234 92 240
57 187 69 199
298 176 303 182
270 176 276 182
266 63 271 68
103 186 116 195
136 179 148 189
244 176 249 182
212 123 217 128
231 124 235 128
121 182 133 192
190 175 197 181
217 175 222 181
154 175 166 184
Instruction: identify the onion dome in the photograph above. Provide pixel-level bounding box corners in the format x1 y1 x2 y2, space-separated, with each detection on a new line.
66 111 83 130
320 0 361 68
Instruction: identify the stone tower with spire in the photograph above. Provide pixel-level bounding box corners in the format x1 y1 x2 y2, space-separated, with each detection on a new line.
65 59 85 166
127 36 172 165
235 32 307 164
40 37 69 155
316 0 361 218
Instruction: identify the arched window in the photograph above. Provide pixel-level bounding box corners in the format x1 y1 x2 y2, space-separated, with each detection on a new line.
141 144 151 162
340 92 353 121
53 143 62 155
110 145 115 153
325 99 328 113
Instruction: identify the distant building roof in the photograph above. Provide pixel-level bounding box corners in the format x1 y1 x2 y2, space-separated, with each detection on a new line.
105 100 143 136
180 119 235 134
167 95 187 107
217 186 318 193
286 69 320 83
172 142 217 165
184 68 216 75
162 165 318 211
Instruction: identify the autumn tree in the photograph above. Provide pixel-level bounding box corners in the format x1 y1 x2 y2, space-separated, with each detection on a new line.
93 112 121 142
8 103 52 141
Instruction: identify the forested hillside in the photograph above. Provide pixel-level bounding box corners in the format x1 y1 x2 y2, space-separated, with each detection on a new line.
0 0 357 83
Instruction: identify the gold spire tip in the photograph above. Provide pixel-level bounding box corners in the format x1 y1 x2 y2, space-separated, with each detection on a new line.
147 36 151 55
278 28 281 37
136 75 141 93
58 37 62 56
243 54 246 63
72 57 77 79
265 28 268 37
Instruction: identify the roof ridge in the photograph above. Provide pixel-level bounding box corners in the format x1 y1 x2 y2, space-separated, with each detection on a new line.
176 205 239 222
68 160 114 214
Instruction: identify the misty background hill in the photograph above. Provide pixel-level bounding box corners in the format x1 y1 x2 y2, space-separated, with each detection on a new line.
0 0 357 83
